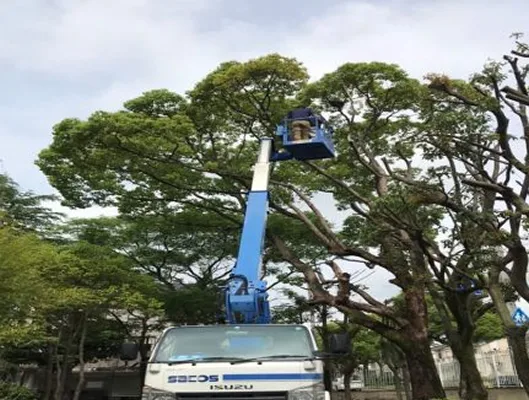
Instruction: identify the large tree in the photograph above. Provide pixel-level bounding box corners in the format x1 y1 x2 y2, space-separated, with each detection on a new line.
402 35 529 394
37 52 518 398
0 172 62 233
0 227 52 347
0 224 164 400
0 172 168 399
38 240 164 400
35 55 447 399
60 210 241 324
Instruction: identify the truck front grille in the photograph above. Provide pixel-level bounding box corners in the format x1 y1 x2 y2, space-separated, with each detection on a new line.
178 392 287 400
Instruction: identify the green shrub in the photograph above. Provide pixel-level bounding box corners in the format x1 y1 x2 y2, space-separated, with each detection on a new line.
0 381 37 400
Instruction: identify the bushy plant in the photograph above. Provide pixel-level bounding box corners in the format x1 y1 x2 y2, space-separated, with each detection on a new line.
0 381 37 400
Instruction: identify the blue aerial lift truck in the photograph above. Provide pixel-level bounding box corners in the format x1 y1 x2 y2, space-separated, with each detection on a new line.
120 110 350 400
224 109 335 324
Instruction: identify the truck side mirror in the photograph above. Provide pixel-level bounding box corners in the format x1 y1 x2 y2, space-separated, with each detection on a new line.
328 333 351 354
119 342 139 361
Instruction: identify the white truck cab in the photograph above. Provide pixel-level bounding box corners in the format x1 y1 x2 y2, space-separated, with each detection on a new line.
122 324 345 400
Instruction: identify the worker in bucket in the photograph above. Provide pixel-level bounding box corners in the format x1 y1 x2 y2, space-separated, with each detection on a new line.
286 107 326 141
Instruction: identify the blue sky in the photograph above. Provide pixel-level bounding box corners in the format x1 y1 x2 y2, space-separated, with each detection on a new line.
1 0 528 302
2 0 527 196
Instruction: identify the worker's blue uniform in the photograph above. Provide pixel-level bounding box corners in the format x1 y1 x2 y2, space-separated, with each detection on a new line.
286 107 325 126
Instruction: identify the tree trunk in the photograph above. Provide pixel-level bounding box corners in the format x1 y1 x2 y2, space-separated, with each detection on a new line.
139 318 151 392
73 314 88 400
362 363 369 388
401 287 445 399
55 315 78 400
386 363 403 400
442 296 488 400
380 339 410 400
506 326 529 394
453 340 488 400
437 288 488 400
343 369 353 400
320 306 333 393
58 336 73 400
43 343 54 400
53 328 64 400
342 360 356 400
403 341 445 400
402 364 412 400
489 277 529 396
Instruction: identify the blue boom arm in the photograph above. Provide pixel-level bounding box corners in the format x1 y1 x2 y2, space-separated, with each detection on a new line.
224 115 335 325
225 138 273 324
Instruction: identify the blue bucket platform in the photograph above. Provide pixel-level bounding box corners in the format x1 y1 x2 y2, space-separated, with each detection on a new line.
275 118 335 161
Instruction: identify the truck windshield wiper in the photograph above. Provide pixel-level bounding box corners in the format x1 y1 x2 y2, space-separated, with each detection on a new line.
197 357 246 362
230 355 311 364
162 357 245 365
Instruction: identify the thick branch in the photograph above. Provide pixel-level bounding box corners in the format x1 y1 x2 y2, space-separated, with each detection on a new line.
462 178 529 215
271 179 347 249
472 301 495 321
430 80 527 174
504 242 529 303
270 235 405 343
288 202 337 249
302 161 372 211
504 56 528 96
270 235 329 301
503 89 529 106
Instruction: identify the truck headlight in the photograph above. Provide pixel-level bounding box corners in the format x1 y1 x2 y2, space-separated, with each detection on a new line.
288 383 325 400
142 386 175 400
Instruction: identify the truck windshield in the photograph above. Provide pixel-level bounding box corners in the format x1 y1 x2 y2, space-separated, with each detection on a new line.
153 325 314 363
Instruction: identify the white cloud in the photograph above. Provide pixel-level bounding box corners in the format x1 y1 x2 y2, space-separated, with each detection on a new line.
2 0 220 76
281 0 528 81
1 0 528 302
44 200 119 220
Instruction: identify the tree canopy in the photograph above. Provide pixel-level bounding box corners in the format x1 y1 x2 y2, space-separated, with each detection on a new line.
0 32 526 400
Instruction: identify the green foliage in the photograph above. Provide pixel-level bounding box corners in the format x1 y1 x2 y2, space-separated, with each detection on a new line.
188 53 309 138
36 54 310 216
271 290 321 324
0 382 37 400
35 56 442 330
0 218 165 365
34 56 449 359
271 303 308 324
164 285 222 325
124 89 186 117
473 310 505 343
353 328 381 365
82 316 128 361
312 320 382 372
392 291 505 345
0 227 57 346
79 211 237 285
0 173 62 233
59 210 241 324
0 173 170 381
303 62 423 161
266 213 329 264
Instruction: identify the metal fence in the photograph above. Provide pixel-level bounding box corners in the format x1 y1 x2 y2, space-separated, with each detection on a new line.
351 350 522 390
437 351 521 389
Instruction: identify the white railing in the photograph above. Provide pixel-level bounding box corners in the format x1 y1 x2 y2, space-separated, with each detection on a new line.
436 351 521 389
348 350 522 390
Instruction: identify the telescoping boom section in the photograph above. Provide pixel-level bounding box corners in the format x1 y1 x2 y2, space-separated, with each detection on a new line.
225 138 273 324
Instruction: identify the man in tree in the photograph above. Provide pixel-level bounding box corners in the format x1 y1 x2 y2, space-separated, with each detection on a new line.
286 106 325 140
